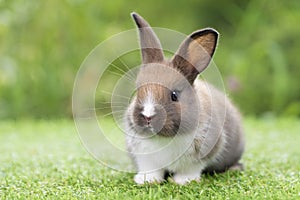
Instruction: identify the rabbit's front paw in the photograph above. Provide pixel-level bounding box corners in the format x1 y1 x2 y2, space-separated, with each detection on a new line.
173 173 201 185
134 171 164 184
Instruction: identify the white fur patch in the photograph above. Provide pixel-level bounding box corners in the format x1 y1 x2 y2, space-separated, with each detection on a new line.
141 92 155 117
134 171 164 184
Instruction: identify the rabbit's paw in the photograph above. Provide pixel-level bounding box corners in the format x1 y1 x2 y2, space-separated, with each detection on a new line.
173 173 201 185
134 171 164 185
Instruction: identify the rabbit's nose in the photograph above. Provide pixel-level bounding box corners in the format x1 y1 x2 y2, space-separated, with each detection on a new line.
142 114 152 125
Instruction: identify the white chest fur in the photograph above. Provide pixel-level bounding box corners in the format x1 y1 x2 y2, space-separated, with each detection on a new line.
126 132 204 173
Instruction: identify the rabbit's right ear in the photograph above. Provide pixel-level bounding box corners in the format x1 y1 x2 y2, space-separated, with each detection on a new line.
172 29 218 84
131 12 164 64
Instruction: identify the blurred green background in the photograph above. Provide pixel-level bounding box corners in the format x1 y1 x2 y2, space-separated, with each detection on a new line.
1 0 300 119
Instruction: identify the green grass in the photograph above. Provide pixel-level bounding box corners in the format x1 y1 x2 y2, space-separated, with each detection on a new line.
0 118 299 199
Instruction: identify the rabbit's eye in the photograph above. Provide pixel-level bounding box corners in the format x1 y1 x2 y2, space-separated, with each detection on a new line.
171 91 178 102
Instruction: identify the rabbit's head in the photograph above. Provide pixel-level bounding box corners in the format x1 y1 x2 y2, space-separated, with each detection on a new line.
131 13 218 137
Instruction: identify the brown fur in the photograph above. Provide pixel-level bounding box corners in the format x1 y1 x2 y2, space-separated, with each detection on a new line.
133 67 184 137
132 14 164 64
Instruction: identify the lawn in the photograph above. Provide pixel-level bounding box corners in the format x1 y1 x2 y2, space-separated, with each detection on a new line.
0 118 299 199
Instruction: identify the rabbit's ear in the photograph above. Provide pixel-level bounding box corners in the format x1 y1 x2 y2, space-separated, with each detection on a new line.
131 12 164 64
172 28 218 84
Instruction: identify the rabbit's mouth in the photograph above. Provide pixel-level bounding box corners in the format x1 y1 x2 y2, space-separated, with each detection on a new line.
138 123 180 137
137 114 166 134
141 125 156 134
134 114 181 137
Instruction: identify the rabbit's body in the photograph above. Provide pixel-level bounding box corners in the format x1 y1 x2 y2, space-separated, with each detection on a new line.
125 13 245 185
125 79 244 184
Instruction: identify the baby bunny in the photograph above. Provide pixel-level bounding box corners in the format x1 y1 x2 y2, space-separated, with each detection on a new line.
125 12 245 185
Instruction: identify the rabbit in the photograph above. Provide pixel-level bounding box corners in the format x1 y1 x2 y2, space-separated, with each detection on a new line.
124 12 245 185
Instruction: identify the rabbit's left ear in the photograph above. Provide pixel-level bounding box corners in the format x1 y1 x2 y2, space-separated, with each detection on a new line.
172 29 218 84
131 12 164 64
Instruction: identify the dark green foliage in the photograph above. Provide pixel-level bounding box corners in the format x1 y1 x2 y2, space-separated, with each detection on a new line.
0 0 299 118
